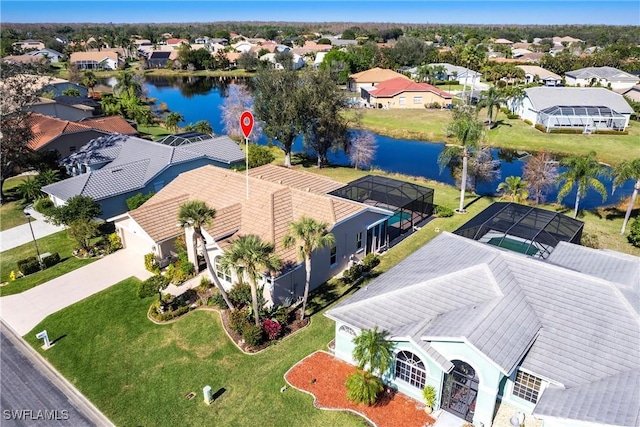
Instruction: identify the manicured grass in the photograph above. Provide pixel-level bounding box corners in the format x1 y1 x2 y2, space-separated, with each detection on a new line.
1 176 31 231
26 278 367 427
0 230 96 296
137 124 172 140
347 109 640 166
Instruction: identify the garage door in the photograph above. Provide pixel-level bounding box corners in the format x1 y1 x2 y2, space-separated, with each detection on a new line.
121 229 154 255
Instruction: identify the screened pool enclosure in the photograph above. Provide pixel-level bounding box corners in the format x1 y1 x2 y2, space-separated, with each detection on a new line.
537 105 628 133
331 176 435 246
454 202 583 259
157 131 213 146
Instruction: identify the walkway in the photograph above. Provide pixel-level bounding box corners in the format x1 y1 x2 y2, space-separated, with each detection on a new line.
0 249 152 335
0 205 65 252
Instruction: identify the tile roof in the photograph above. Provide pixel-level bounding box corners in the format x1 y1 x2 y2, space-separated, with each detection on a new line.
566 66 640 83
248 164 345 194
367 77 452 98
130 165 369 266
70 51 118 62
516 65 561 81
326 232 640 424
524 87 634 114
349 67 410 84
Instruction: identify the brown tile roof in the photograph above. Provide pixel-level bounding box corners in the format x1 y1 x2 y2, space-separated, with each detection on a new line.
248 164 345 194
132 165 368 266
349 67 410 84
368 77 452 99
70 51 118 62
26 113 137 150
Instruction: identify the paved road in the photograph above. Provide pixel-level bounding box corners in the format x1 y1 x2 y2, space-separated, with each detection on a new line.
0 206 65 252
0 249 152 335
0 321 113 426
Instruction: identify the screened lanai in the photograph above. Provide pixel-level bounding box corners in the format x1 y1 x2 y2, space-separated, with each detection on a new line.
330 176 435 244
157 131 213 146
453 202 583 259
538 105 628 132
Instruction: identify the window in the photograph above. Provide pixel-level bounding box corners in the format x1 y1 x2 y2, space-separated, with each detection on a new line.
512 370 542 403
339 325 356 337
398 97 406 105
395 351 427 389
215 256 232 283
413 96 423 104
356 232 363 250
330 246 337 266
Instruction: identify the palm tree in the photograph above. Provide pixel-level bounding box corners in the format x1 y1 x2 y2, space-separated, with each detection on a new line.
16 177 44 203
165 112 184 133
282 217 335 320
114 71 142 97
81 71 97 97
477 86 505 127
352 326 394 375
438 106 485 213
177 200 235 310
220 235 281 326
557 152 607 219
612 158 640 234
497 176 529 203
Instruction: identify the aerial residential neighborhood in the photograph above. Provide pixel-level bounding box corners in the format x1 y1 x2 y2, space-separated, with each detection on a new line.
1 3 640 427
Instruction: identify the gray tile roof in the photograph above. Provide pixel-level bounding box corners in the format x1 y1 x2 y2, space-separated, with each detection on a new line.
428 63 481 78
525 87 634 114
566 66 640 83
326 232 640 425
44 134 245 202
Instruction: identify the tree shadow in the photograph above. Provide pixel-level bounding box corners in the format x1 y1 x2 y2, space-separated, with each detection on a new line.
306 279 365 317
374 386 397 408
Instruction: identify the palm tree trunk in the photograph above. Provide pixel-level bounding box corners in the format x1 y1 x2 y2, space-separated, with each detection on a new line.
250 279 260 326
198 234 235 310
621 180 640 234
458 151 469 213
300 256 312 320
573 191 581 219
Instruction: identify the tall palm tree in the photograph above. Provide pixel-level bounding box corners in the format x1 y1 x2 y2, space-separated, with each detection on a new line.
114 71 142 97
282 216 335 320
477 86 505 126
612 158 640 234
81 71 97 97
557 152 607 219
438 106 485 213
352 326 394 375
177 200 235 310
220 235 281 326
165 112 184 133
497 176 529 203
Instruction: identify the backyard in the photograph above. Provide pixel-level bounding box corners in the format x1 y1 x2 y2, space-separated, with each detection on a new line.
1 176 31 231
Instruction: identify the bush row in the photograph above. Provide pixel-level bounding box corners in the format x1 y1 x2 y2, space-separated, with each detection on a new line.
16 252 61 276
342 253 380 285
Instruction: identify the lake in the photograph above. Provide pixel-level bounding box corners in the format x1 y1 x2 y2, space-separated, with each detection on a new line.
140 75 635 210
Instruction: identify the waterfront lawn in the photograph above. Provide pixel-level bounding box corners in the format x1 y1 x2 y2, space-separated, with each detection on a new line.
349 109 640 165
0 231 96 296
25 278 366 427
137 124 172 140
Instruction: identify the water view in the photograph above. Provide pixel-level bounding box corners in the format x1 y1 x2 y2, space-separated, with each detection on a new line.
140 75 635 210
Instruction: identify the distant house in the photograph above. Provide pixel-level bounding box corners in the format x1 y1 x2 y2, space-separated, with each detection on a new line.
111 164 392 305
618 85 640 102
70 51 119 70
28 97 96 121
165 38 189 47
27 48 64 63
41 79 89 98
12 39 45 51
427 63 482 87
509 87 633 132
2 54 46 66
494 38 514 46
147 51 172 68
26 113 138 157
516 65 562 86
260 52 305 70
362 77 452 109
348 67 410 92
313 51 327 70
565 66 640 90
43 133 245 219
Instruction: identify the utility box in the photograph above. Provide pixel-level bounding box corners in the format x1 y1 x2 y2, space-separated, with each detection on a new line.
203 385 213 405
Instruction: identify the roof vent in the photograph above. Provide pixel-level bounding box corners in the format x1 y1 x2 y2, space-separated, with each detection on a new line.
278 180 283 184
306 187 311 192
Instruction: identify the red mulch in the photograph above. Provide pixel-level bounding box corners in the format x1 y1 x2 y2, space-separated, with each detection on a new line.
286 351 435 427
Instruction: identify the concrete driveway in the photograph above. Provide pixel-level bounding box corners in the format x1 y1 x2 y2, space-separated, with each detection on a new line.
0 249 152 336
0 205 65 252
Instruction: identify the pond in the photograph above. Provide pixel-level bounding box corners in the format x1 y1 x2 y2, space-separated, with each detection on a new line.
139 75 635 211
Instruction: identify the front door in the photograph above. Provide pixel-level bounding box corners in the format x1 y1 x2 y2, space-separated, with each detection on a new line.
441 360 479 423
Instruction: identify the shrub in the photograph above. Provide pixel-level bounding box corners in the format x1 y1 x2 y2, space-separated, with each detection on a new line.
423 385 437 408
41 252 61 268
435 205 454 218
229 282 253 307
248 144 275 168
594 129 628 135
108 233 122 251
523 119 533 125
342 263 364 284
534 123 547 132
506 113 520 119
345 370 383 406
263 318 282 340
137 275 169 299
272 305 290 324
362 253 380 271
210 290 228 308
581 232 601 249
125 191 155 210
242 323 264 347
33 197 55 215
628 217 640 248
17 256 40 275
549 128 583 134
144 252 160 274
229 309 250 334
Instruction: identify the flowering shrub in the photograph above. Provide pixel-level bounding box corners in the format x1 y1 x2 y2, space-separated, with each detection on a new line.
263 318 282 340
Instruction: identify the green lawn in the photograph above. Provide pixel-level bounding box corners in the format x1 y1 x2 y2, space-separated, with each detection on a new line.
347 109 640 166
26 278 366 427
0 231 96 296
1 176 31 231
137 124 172 140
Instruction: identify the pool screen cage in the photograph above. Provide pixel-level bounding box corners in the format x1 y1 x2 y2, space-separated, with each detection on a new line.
157 131 213 146
538 105 627 133
330 175 435 243
453 202 584 259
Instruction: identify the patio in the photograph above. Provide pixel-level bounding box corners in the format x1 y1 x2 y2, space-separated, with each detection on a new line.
285 351 435 427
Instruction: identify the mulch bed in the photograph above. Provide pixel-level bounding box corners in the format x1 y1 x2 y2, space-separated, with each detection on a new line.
286 351 435 427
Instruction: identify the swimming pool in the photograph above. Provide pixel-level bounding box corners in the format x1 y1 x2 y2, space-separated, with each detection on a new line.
389 211 412 226
487 237 539 256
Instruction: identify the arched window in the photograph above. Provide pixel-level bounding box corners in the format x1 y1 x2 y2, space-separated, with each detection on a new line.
338 325 356 337
214 256 231 283
395 350 427 389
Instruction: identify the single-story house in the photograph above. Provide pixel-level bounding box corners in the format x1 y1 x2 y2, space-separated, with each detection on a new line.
12 39 45 51
165 38 189 47
40 78 89 98
313 51 327 70
259 52 305 70
326 231 639 427
509 87 633 132
2 54 47 66
362 77 452 109
147 51 172 68
516 65 562 86
427 63 482 87
493 38 514 46
43 133 245 220
26 113 137 157
28 48 64 63
28 97 96 121
618 85 640 102
348 67 411 92
111 164 393 305
69 51 119 70
565 66 640 90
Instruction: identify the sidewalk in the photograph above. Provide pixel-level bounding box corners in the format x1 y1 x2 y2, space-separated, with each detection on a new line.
0 205 65 252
